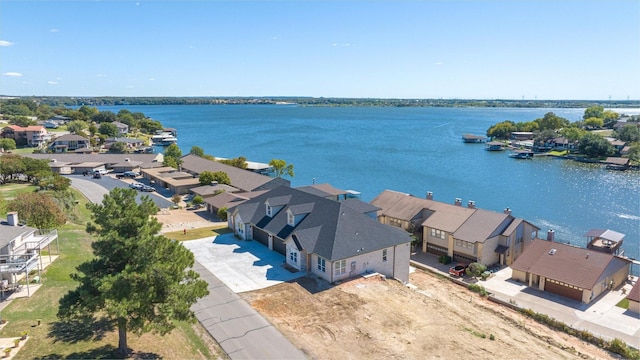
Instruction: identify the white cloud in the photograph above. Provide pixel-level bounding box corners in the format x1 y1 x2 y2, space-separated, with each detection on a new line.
2 72 22 77
49 29 59 33
0 40 14 47
435 62 444 65
148 77 155 81
48 81 58 85
332 43 351 47
96 73 107 78
126 85 135 88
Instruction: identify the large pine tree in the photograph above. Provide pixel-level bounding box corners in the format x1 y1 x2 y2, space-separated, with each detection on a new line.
58 188 209 356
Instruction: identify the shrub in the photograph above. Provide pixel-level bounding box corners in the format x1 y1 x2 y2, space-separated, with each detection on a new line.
467 284 488 296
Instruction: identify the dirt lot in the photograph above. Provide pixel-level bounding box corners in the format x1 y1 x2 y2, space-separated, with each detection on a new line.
154 208 225 233
241 270 617 360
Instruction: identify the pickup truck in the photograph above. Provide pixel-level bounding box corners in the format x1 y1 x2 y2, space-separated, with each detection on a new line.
449 264 467 277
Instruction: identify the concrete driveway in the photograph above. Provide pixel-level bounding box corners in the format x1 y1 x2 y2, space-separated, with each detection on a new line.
68 174 173 209
182 233 306 293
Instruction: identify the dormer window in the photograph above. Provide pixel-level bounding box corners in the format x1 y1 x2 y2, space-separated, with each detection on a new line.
287 210 294 226
266 204 273 217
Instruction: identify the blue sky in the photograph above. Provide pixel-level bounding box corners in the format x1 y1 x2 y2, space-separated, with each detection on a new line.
1 1 638 100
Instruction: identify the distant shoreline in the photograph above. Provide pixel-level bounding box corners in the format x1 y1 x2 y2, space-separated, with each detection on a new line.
3 95 640 109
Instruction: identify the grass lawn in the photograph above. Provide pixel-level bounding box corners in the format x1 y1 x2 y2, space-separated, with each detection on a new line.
0 185 226 359
616 297 630 309
0 183 38 200
164 226 232 242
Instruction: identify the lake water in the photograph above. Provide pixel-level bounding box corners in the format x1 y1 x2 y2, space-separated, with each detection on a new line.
99 105 640 270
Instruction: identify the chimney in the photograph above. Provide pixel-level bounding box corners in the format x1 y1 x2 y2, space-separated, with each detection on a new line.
125 158 130 162
467 200 475 209
547 229 555 242
210 181 218 186
454 198 462 206
7 212 18 226
426 191 433 200
504 207 512 215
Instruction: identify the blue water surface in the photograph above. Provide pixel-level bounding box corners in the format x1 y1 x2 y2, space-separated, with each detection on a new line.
98 105 640 267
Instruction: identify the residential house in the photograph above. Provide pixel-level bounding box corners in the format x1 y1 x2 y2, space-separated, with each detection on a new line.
297 183 350 201
141 167 199 194
604 157 630 170
371 190 539 266
104 137 145 151
1 125 49 147
511 132 534 141
111 121 129 136
190 183 240 199
204 190 268 217
1 212 59 292
229 186 412 283
180 154 290 192
50 134 90 152
510 238 631 304
21 153 163 174
627 282 640 314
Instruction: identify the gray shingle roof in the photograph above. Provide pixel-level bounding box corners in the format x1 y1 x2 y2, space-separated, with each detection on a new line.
0 220 35 249
235 186 411 261
181 154 290 192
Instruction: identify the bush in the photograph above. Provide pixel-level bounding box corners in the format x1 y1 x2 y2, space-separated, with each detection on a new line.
467 284 488 296
438 255 452 265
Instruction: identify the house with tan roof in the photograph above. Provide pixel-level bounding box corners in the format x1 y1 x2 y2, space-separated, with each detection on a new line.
204 190 268 217
371 190 539 266
50 134 90 152
510 238 631 303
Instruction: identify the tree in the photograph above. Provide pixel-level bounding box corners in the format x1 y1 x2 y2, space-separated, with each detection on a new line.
22 156 53 184
217 207 228 221
109 142 128 153
578 133 614 158
8 192 66 231
583 105 604 120
171 193 183 206
536 112 569 131
9 116 36 127
602 110 619 127
616 124 640 143
199 170 230 185
560 127 586 143
57 188 209 356
163 144 183 169
627 144 640 164
98 122 119 138
38 173 72 191
88 123 98 137
192 195 204 207
269 159 294 178
0 138 16 151
91 110 117 123
66 120 88 134
0 154 26 184
486 121 516 139
189 146 204 157
219 156 248 169
78 105 99 120
584 117 604 129
465 262 487 278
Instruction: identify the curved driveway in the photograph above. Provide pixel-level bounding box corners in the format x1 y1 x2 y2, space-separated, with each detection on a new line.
70 175 307 360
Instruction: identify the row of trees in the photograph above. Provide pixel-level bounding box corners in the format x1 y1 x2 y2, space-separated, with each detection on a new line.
485 106 640 160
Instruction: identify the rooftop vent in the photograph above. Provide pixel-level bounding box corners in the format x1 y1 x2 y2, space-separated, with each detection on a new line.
454 198 462 206
426 191 433 200
548 248 557 255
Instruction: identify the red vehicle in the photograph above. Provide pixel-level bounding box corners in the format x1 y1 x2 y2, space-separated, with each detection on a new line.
449 264 467 277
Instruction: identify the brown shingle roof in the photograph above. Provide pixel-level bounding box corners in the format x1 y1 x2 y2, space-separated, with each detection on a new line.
511 239 629 290
453 209 511 243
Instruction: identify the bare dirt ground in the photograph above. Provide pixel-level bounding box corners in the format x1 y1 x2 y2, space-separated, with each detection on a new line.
241 270 617 360
154 208 225 233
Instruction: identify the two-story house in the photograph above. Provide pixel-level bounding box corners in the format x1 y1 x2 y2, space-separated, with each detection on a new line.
50 134 91 153
1 125 49 147
229 186 412 283
371 190 539 266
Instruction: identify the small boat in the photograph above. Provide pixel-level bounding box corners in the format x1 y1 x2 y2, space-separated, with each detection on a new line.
151 132 178 146
509 150 533 159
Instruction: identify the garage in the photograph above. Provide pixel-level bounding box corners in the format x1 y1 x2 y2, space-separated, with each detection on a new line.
253 228 269 248
426 243 448 256
544 279 583 302
273 237 286 255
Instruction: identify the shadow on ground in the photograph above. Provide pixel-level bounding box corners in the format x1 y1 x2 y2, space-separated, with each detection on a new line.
288 276 333 295
48 315 114 344
31 344 161 360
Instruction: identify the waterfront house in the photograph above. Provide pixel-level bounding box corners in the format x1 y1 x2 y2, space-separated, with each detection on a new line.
510 132 534 141
604 157 630 170
371 190 539 266
1 212 59 295
627 282 640 314
141 167 199 195
296 183 350 201
104 137 145 150
50 134 90 152
585 228 625 256
1 125 49 147
510 238 631 304
111 121 129 136
180 154 290 192
229 186 412 283
20 153 163 174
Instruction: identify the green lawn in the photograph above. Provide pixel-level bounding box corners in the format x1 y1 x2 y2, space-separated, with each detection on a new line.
0 185 224 359
165 226 232 241
0 183 38 200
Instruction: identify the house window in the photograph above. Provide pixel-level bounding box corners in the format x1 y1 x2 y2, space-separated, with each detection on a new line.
266 204 273 217
431 229 446 239
287 211 294 226
334 259 346 276
317 257 326 272
237 223 244 234
389 218 402 227
382 249 388 262
455 239 473 249
289 248 298 264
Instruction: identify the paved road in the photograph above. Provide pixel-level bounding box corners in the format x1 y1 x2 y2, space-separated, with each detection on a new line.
192 261 307 360
70 178 307 359
68 175 173 208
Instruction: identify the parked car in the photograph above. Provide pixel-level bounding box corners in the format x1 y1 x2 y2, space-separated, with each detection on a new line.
449 264 468 277
141 185 156 192
129 183 144 190
116 171 140 179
